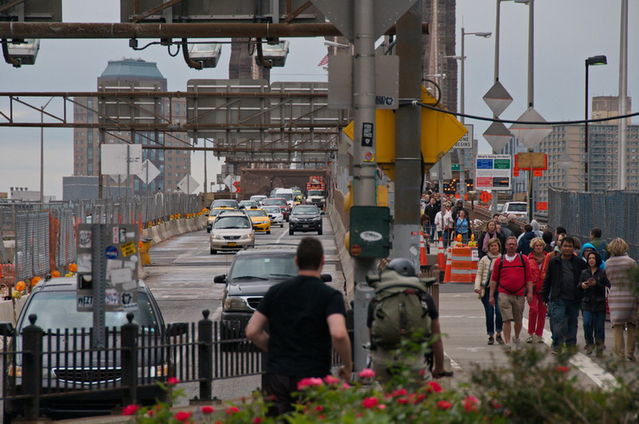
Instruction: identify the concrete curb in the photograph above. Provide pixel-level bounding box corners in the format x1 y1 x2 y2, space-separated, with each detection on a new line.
327 201 354 303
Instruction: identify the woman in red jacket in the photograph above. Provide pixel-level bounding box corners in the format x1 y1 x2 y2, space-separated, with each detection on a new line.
527 237 547 343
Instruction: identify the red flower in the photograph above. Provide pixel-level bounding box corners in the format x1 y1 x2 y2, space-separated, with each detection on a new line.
175 411 192 422
555 365 570 373
464 395 479 412
226 406 240 415
390 388 408 397
358 368 376 379
253 418 264 424
437 400 453 410
341 382 351 390
362 397 379 409
122 404 139 416
167 377 180 385
201 406 215 415
324 375 340 385
297 377 324 390
377 404 387 410
426 381 443 393
490 400 503 409
315 405 325 412
318 415 326 420
416 394 427 403
396 397 409 405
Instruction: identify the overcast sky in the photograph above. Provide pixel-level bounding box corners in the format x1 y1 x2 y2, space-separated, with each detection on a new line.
0 0 636 199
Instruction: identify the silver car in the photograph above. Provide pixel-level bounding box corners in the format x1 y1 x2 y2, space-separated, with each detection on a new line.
262 206 284 228
209 212 255 254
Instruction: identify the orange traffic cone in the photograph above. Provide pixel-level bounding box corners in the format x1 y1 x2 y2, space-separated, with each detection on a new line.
437 237 446 269
419 232 428 270
443 247 452 283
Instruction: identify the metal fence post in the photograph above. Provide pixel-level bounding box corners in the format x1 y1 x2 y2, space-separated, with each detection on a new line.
22 314 44 420
198 309 212 401
121 312 139 406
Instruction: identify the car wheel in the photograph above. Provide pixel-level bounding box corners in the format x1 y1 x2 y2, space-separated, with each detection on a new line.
289 227 294 236
280 223 284 228
210 248 216 255
318 227 323 236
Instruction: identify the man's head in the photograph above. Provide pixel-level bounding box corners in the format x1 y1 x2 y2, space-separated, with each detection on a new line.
590 227 602 240
456 200 463 207
430 197 437 205
505 236 518 254
560 236 575 258
492 214 500 220
524 224 533 233
555 226 567 238
296 237 324 272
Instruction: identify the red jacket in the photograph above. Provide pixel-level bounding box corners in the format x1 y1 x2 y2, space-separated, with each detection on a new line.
528 252 545 293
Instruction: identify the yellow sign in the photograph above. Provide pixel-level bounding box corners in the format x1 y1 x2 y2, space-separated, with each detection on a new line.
342 87 467 180
120 241 137 257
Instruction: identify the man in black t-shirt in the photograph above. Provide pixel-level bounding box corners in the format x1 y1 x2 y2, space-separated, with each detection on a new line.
246 237 353 416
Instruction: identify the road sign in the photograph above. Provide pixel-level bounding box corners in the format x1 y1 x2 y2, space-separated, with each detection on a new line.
483 121 513 153
483 81 513 117
475 154 511 191
101 144 142 177
479 191 492 203
451 163 460 171
137 159 160 185
311 0 418 42
177 175 199 194
349 206 391 258
454 124 473 149
515 152 547 169
509 107 553 149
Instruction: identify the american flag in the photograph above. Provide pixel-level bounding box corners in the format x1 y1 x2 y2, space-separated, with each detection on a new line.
317 54 329 67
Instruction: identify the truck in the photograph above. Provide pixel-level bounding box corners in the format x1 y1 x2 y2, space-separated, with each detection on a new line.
238 168 330 200
306 175 326 210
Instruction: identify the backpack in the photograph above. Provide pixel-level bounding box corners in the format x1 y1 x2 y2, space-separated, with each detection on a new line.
495 254 527 295
370 271 433 348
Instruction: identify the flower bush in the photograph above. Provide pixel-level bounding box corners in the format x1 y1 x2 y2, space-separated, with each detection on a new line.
124 346 639 424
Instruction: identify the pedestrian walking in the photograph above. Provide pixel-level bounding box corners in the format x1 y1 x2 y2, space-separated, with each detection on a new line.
582 227 608 261
478 220 505 259
424 197 440 242
551 226 567 248
517 224 536 256
453 209 471 244
497 215 513 239
526 237 547 344
367 258 447 383
474 238 504 345
578 252 610 357
451 200 468 222
604 238 638 361
246 237 353 416
541 236 587 353
434 202 451 247
489 236 534 347
542 231 554 253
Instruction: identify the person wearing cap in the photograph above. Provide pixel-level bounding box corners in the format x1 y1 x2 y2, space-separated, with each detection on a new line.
367 258 446 383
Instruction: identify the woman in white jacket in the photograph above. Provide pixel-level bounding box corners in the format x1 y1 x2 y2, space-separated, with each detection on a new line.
474 238 504 345
435 202 454 247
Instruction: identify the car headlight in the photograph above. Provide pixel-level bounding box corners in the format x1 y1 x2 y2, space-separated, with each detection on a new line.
212 234 225 240
241 234 252 240
223 297 252 311
312 216 321 221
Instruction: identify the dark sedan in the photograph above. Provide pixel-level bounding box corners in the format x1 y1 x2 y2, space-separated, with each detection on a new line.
288 205 322 235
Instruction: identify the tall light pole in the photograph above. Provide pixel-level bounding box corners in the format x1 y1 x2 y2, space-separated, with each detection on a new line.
584 55 607 192
40 96 54 203
618 0 628 190
458 28 491 196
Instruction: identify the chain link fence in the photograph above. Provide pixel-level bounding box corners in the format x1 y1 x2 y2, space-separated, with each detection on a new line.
0 193 201 291
548 187 639 259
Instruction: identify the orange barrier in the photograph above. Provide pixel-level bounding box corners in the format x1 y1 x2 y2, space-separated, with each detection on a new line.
419 233 428 269
448 246 479 284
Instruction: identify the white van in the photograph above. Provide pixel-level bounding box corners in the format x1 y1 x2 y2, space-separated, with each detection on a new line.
502 202 528 219
273 188 295 207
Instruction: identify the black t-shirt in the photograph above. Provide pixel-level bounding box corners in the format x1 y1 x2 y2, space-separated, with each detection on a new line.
257 275 346 377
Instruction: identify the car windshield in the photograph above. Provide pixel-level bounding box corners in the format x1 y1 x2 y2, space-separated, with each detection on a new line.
263 207 280 214
230 255 298 280
19 291 159 332
308 190 324 197
263 199 285 206
293 206 319 215
246 209 267 217
214 216 251 229
250 196 266 202
276 192 294 201
507 203 527 212
239 201 257 207
211 200 237 209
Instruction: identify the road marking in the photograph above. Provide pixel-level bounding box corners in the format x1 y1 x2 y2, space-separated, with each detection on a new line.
276 226 289 243
445 352 463 370
521 317 617 389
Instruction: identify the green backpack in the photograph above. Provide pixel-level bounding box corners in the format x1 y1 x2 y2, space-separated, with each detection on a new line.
370 270 433 348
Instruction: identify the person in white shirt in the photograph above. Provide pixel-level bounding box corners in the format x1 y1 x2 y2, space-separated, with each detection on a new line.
435 202 454 247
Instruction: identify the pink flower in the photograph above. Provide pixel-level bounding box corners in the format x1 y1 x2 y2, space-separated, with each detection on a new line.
315 405 325 412
226 406 240 415
437 400 453 410
297 377 324 390
175 411 192 422
122 404 139 416
362 397 379 409
555 365 569 373
167 377 180 385
201 406 215 415
358 368 376 379
377 404 387 410
324 375 340 385
396 397 409 405
464 395 479 413
341 382 351 390
426 381 443 393
253 418 264 424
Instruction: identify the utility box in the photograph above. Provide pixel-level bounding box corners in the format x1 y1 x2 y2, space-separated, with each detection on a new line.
349 206 391 258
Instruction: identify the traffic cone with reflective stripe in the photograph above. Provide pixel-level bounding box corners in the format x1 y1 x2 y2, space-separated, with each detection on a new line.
443 247 452 283
437 237 446 269
419 232 428 270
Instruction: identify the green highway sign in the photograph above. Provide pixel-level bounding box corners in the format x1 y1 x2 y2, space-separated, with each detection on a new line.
451 163 460 171
493 159 511 169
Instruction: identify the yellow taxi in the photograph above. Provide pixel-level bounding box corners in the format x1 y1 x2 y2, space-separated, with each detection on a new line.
245 208 271 234
206 199 239 232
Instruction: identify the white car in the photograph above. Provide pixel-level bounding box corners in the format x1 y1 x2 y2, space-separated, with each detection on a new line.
250 195 267 205
272 188 295 207
209 212 255 254
502 201 528 219
262 206 285 228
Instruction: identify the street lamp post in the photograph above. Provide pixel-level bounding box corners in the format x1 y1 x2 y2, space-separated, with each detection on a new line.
40 96 54 203
584 55 607 192
458 28 491 196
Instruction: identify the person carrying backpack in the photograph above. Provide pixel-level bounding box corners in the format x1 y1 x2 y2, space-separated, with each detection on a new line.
367 258 447 383
489 236 534 348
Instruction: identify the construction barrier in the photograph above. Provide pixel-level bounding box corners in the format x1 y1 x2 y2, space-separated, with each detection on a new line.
419 233 428 270
448 246 479 284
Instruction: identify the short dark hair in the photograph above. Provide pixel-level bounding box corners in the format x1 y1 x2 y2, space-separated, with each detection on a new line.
542 231 553 244
556 226 567 235
524 224 533 232
296 237 324 270
562 236 575 247
590 227 602 238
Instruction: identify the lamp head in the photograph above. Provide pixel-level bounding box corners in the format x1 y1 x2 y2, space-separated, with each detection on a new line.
586 55 607 66
475 32 492 38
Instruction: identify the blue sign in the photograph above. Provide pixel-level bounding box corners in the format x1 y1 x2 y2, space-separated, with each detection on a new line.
105 245 119 259
476 159 493 169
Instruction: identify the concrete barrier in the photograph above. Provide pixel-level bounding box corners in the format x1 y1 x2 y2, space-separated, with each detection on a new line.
151 225 162 244
0 296 28 326
177 219 187 235
186 218 195 232
199 215 207 229
327 199 354 303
